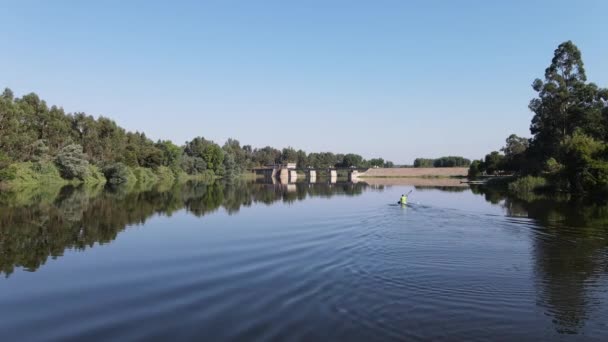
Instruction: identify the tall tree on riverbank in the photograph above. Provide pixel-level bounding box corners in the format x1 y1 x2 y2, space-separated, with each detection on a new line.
472 41 608 194
528 41 608 166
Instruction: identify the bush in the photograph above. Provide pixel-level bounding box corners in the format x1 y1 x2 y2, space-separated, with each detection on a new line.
83 165 106 185
55 144 89 180
468 160 483 178
508 176 548 194
132 167 158 184
154 166 176 183
0 162 65 185
103 163 136 185
0 151 10 169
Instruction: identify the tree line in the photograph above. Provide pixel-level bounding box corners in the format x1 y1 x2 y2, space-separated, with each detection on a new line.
413 156 471 168
0 89 393 186
469 41 608 195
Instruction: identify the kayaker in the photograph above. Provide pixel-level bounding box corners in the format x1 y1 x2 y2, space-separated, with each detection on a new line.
400 194 407 205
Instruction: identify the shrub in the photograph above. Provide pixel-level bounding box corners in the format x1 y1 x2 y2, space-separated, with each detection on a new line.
132 167 158 184
155 166 175 183
0 151 10 169
0 162 64 185
103 163 136 185
508 176 548 194
55 144 89 180
83 165 106 184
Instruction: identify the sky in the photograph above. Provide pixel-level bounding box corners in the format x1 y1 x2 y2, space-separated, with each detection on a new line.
1 0 607 164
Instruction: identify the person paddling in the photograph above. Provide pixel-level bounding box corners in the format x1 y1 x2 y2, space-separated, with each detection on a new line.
399 194 408 205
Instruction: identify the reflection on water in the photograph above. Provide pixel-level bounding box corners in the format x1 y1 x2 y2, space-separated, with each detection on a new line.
471 185 608 335
0 181 376 276
1 181 607 340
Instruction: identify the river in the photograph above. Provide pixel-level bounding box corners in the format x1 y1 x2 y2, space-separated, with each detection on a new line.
1 180 607 341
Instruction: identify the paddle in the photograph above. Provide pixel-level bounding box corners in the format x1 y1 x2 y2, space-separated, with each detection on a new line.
397 190 413 204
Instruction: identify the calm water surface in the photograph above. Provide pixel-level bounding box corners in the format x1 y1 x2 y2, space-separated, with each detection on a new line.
1 180 607 341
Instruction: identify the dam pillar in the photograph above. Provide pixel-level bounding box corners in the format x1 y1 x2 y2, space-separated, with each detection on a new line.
279 168 289 183
328 169 337 183
307 170 316 183
348 170 359 182
289 170 298 182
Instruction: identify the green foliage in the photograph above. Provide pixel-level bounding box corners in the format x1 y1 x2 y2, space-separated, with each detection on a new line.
281 147 298 163
468 160 483 178
55 144 89 180
180 155 207 175
222 153 237 179
341 153 364 168
83 165 106 185
0 162 65 186
414 157 470 168
154 166 176 183
501 134 529 172
103 163 136 185
433 156 471 167
414 158 434 168
2 87 394 183
0 151 10 170
184 137 224 175
369 158 385 167
508 176 548 194
132 167 159 184
544 158 564 174
560 130 608 193
484 151 505 175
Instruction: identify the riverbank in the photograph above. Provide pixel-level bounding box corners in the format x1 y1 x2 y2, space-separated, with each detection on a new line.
358 167 468 178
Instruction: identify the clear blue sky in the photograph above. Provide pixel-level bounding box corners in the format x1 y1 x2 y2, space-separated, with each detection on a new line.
1 0 606 164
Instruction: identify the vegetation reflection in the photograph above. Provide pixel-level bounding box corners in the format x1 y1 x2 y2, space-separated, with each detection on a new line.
470 185 608 334
0 180 374 276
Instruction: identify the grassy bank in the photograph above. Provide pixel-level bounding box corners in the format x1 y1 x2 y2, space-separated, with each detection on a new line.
0 162 227 191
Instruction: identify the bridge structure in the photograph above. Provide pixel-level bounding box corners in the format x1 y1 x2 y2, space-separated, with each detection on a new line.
252 164 368 183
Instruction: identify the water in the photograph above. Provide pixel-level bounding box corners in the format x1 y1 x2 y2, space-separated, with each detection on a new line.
1 180 607 341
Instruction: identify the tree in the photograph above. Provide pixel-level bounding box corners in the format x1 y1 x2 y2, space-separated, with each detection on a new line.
103 162 135 184
296 149 308 169
184 137 224 175
501 134 529 172
468 160 484 178
414 158 434 168
484 151 505 175
529 41 607 162
369 158 384 167
180 155 207 174
560 130 608 193
55 144 89 180
222 153 237 179
156 140 182 169
341 154 363 168
281 147 298 163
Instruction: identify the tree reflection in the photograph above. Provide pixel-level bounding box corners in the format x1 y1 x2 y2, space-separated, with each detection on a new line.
470 186 608 334
0 180 374 276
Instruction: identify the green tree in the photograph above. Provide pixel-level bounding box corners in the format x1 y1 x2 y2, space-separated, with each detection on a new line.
560 130 608 193
184 137 224 175
484 151 505 175
156 140 182 169
414 158 434 168
281 147 298 163
55 144 89 180
341 154 363 168
501 134 529 172
468 160 484 178
529 41 607 163
296 149 308 168
369 158 384 167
